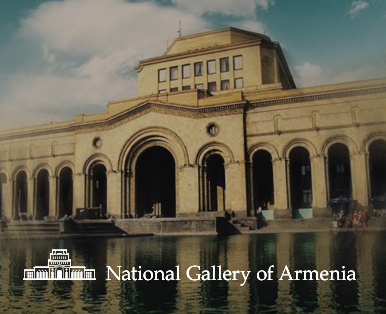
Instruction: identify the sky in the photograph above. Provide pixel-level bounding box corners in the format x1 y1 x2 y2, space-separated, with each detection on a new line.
0 0 385 130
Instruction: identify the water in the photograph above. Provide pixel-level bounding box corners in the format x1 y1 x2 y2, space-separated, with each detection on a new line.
0 231 385 313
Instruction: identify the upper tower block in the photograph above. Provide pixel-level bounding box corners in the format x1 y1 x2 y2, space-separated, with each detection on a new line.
135 27 296 97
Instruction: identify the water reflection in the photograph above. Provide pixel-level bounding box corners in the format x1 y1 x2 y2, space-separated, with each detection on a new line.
0 232 385 313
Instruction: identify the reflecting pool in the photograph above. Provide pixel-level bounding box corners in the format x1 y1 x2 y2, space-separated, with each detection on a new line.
0 231 385 313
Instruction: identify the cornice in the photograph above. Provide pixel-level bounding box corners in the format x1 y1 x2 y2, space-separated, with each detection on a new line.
249 85 386 108
0 101 246 141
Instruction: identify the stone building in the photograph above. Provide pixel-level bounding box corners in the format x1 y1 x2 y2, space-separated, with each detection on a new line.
0 27 385 222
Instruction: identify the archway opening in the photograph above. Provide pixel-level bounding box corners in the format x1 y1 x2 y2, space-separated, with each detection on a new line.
91 164 107 217
0 173 6 218
205 154 225 212
289 147 312 209
135 146 176 217
36 169 50 219
252 150 274 209
369 139 386 198
328 143 352 199
59 167 73 218
15 171 28 219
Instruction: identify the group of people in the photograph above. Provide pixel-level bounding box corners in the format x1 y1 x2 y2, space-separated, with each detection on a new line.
334 209 368 228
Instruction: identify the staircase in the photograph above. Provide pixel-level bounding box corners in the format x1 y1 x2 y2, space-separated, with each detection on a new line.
230 219 253 233
71 220 127 235
2 221 60 238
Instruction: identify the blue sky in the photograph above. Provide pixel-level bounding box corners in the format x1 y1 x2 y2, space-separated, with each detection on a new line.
0 0 385 130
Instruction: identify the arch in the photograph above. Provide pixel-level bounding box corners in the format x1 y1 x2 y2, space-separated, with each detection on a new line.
195 141 234 166
83 153 113 175
13 168 29 220
282 138 318 160
368 138 386 200
135 146 176 217
12 166 31 181
35 168 50 219
118 127 189 171
248 142 279 162
326 143 352 200
251 149 274 210
55 161 75 177
361 131 386 153
320 134 358 157
58 166 74 218
0 168 9 182
288 146 312 212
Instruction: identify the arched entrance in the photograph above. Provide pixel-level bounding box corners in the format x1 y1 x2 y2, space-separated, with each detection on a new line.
58 167 73 218
252 150 274 209
289 147 312 210
0 173 6 217
327 143 352 199
135 146 176 217
89 164 107 217
14 171 28 220
369 139 386 198
203 154 225 212
36 169 49 219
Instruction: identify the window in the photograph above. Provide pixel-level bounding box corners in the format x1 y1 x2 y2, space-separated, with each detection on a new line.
170 87 178 92
194 62 203 76
207 60 216 74
170 66 178 80
182 64 190 78
221 80 230 91
158 89 166 94
195 83 204 90
233 55 243 70
182 85 191 90
158 69 166 82
234 77 243 89
208 82 217 92
220 57 229 72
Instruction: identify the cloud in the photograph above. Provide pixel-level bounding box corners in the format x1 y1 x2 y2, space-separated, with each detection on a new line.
0 0 210 130
293 61 384 87
347 1 370 18
170 0 274 16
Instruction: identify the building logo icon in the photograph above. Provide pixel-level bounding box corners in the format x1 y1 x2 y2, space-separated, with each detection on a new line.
23 249 96 280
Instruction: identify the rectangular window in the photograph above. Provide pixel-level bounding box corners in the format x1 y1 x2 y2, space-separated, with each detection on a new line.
158 68 166 82
182 64 190 78
233 55 243 70
220 57 229 72
170 87 178 92
194 62 203 76
170 66 178 80
207 60 216 74
234 77 243 89
208 81 217 92
158 89 166 94
221 80 230 91
195 83 204 90
182 85 191 90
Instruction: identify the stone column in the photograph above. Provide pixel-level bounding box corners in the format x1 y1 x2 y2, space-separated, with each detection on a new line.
107 170 122 218
310 155 328 215
350 152 369 207
2 178 12 218
27 176 34 218
226 161 247 213
273 159 289 217
177 165 198 215
73 172 86 211
49 175 57 218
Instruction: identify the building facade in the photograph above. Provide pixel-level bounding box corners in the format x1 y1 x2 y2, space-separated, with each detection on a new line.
0 27 385 221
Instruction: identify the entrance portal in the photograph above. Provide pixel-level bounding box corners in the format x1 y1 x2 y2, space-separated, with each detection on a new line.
252 150 274 209
205 154 225 212
15 171 28 219
135 146 176 217
289 147 312 209
59 167 73 218
369 139 386 198
36 169 49 219
328 143 352 199
91 164 107 216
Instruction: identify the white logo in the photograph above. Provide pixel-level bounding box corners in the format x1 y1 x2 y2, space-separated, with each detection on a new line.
23 249 96 280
